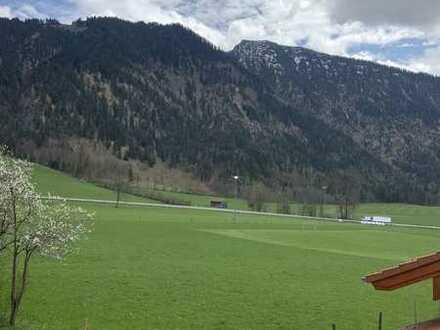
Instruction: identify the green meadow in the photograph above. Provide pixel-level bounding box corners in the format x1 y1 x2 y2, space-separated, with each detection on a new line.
354 203 440 227
34 164 440 227
1 166 439 329
32 165 153 203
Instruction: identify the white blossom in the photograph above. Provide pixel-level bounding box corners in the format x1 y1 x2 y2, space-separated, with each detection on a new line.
0 145 94 260
0 146 94 325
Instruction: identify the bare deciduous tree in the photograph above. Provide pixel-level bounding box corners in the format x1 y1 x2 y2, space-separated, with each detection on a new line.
335 170 361 220
246 183 270 212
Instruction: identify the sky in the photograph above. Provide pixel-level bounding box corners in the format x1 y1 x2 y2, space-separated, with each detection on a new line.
1 0 440 75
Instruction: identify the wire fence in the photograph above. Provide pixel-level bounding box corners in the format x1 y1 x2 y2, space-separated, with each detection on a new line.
331 312 383 330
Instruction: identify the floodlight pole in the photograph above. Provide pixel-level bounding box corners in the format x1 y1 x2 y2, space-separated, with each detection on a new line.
233 175 239 223
321 185 327 217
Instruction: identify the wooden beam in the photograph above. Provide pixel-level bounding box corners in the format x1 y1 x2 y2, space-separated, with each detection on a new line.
364 252 440 283
433 276 440 301
371 261 440 291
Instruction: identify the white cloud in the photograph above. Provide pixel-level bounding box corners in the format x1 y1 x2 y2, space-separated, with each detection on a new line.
327 0 440 29
14 4 46 19
0 5 12 18
405 47 440 75
349 47 440 76
0 4 46 20
351 51 376 62
73 0 226 45
351 52 411 72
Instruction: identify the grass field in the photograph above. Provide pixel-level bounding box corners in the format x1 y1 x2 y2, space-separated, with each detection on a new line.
126 183 440 227
2 165 437 329
32 165 154 203
157 190 440 227
354 203 440 227
33 165 440 227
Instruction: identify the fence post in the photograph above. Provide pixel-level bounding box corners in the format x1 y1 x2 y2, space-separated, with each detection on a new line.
414 297 418 324
378 312 383 330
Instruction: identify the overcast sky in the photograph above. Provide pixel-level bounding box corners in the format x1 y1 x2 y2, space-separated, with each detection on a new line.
1 0 440 74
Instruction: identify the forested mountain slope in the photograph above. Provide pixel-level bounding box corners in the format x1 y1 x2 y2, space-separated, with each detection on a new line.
232 40 440 202
0 17 438 202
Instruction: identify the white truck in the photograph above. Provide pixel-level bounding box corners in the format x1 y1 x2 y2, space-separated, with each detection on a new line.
361 216 392 226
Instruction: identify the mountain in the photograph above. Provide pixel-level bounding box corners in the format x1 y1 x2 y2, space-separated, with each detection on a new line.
0 17 437 203
232 40 440 202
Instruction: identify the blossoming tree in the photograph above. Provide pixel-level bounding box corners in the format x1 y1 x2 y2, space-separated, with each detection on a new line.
0 147 93 326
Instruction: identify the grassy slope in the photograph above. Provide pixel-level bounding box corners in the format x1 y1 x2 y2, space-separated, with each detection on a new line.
32 164 152 203
0 166 436 329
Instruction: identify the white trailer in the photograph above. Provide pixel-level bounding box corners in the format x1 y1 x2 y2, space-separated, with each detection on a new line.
361 216 392 226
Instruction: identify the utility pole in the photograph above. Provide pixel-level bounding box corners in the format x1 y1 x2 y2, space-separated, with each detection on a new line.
233 175 239 223
321 186 327 217
116 183 121 208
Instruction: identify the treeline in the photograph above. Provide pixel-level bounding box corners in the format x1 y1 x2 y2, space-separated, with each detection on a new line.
122 186 193 206
16 137 211 195
16 135 440 214
243 172 359 219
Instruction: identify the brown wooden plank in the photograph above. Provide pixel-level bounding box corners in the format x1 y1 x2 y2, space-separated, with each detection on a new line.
364 252 440 283
374 271 440 291
372 262 440 290
433 276 440 301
